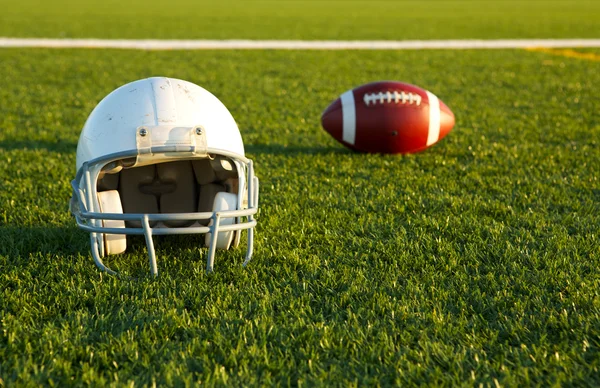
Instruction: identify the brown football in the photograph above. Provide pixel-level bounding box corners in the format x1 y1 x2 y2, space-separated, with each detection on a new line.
321 81 455 154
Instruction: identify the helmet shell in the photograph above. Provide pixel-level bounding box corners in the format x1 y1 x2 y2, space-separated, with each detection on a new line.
76 77 244 170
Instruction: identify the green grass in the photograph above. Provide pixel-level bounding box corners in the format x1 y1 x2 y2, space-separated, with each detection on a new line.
0 0 599 40
0 46 599 385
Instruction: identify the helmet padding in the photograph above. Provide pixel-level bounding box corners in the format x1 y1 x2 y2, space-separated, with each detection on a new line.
95 158 239 255
205 192 237 250
97 190 127 255
158 161 197 227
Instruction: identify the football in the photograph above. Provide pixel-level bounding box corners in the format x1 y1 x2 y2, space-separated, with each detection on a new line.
321 81 455 154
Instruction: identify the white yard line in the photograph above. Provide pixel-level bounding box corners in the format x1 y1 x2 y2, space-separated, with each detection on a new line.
1 38 600 50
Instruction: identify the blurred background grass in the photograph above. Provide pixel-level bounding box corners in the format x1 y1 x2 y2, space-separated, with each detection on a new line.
0 0 599 40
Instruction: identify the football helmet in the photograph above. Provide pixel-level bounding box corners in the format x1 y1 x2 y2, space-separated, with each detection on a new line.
70 77 259 276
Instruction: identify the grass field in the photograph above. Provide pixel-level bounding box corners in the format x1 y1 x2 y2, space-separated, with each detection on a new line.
1 1 600 386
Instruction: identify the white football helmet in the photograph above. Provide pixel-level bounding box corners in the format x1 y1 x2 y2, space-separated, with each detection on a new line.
70 77 259 276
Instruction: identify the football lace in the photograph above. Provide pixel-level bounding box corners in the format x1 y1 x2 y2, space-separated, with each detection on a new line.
363 91 422 106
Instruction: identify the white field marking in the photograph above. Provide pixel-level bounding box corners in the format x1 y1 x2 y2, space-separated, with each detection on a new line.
340 90 356 145
1 38 600 50
425 91 440 147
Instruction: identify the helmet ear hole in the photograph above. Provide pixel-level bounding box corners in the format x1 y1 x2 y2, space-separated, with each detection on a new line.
97 190 127 255
98 172 119 191
210 156 237 181
205 192 238 250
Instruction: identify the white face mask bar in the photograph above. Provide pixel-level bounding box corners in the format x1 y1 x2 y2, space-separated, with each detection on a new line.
70 150 259 276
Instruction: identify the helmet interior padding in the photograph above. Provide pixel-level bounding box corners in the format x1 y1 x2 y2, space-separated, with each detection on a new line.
158 161 197 227
97 158 238 229
97 190 127 255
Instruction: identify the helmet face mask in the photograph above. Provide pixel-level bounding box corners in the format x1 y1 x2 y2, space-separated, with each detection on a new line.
70 77 259 276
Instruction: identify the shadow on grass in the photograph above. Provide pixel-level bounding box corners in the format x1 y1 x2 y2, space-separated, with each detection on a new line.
0 224 222 280
0 225 88 258
0 139 77 153
0 225 206 259
246 143 350 156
